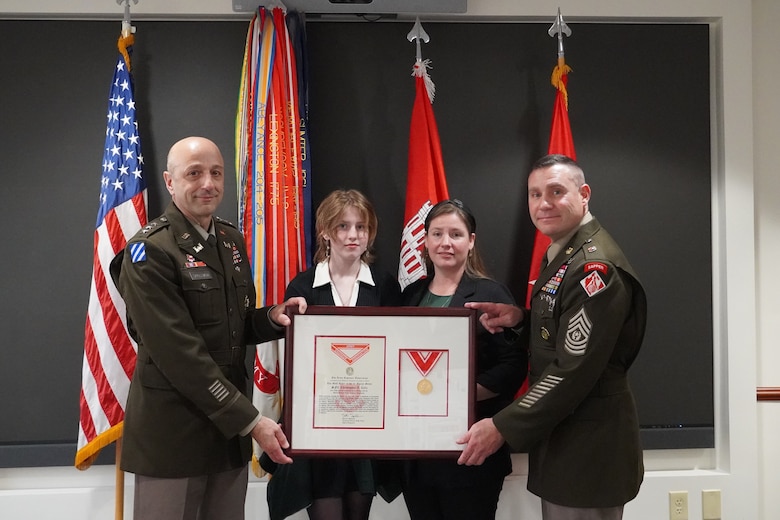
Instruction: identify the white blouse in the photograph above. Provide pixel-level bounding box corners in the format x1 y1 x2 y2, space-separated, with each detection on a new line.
311 260 375 306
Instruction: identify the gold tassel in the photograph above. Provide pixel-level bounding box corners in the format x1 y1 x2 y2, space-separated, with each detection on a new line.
550 58 573 109
118 33 135 72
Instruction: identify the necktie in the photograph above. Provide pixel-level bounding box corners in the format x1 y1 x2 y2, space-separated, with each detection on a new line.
207 234 217 248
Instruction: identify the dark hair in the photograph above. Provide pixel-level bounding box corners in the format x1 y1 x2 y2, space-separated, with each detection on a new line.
423 199 490 279
530 154 586 186
424 199 476 233
313 189 378 264
531 153 579 170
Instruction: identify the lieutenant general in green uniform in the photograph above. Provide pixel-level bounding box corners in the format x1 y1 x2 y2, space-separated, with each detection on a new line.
111 136 305 520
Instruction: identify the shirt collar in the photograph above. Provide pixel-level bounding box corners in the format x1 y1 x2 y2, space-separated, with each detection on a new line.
547 211 593 262
312 260 375 288
192 220 214 241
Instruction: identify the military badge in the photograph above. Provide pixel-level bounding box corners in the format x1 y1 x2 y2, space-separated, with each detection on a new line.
129 242 146 263
565 307 592 356
585 262 608 274
231 244 242 266
184 254 206 268
580 271 606 297
542 263 569 295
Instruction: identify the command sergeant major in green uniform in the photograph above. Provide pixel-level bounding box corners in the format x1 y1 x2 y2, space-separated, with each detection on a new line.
457 154 647 520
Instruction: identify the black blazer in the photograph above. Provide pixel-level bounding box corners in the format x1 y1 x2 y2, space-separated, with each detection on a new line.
285 262 402 306
264 262 402 520
400 273 528 487
403 273 527 416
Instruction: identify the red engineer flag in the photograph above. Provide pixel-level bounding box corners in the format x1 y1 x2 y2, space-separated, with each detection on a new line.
524 56 576 307
76 32 147 469
398 57 449 290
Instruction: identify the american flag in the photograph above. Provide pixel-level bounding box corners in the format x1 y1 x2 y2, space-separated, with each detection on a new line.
75 33 147 470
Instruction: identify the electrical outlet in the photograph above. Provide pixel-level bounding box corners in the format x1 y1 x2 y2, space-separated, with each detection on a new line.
669 490 689 520
702 489 722 520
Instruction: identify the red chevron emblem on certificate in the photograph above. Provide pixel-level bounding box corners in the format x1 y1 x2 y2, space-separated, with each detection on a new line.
330 343 371 365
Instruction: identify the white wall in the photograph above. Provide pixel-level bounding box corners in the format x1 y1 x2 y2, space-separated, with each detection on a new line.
753 0 780 519
1 0 773 519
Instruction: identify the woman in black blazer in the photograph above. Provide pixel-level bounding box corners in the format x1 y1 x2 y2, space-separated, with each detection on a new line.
400 199 528 520
264 189 401 520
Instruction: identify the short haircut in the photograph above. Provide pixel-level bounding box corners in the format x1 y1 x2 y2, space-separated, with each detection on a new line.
530 154 586 187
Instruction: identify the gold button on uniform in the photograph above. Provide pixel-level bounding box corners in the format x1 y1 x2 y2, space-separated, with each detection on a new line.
541 327 550 341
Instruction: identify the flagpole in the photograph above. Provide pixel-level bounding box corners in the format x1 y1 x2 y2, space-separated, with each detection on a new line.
115 5 137 519
115 437 124 520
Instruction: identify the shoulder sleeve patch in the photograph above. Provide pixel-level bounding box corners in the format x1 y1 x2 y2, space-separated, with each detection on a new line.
580 271 606 297
584 261 608 274
129 242 147 263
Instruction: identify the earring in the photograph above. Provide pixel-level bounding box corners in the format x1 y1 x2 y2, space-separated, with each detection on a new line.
325 240 331 258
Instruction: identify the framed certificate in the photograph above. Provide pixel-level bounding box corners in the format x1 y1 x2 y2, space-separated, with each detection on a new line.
283 306 476 458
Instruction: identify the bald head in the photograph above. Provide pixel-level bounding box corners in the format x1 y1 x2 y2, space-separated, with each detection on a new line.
163 136 225 229
166 136 223 173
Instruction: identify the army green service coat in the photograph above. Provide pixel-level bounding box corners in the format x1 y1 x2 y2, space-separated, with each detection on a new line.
111 202 283 478
493 217 647 508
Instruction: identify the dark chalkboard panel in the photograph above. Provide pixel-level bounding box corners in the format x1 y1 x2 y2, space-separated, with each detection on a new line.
0 19 711 467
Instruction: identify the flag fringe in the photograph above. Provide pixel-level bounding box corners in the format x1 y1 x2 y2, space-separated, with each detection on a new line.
550 63 572 108
75 422 124 470
412 59 436 104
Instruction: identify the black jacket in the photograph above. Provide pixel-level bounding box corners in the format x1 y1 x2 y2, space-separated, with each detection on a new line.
400 273 528 487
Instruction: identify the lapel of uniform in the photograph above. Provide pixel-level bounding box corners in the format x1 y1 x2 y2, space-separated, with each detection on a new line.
166 204 223 276
177 230 223 276
214 224 239 283
531 253 561 301
530 222 597 301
